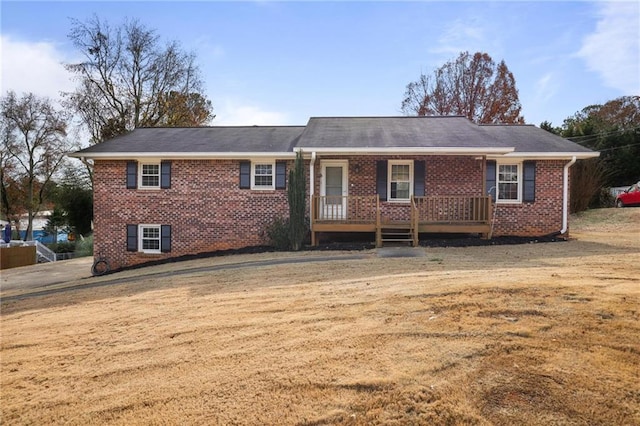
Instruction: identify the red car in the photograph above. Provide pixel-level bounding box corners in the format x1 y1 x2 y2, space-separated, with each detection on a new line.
616 183 640 207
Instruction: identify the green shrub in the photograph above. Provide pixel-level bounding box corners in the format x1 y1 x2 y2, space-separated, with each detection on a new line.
48 242 76 253
589 188 615 208
265 217 291 250
74 234 93 257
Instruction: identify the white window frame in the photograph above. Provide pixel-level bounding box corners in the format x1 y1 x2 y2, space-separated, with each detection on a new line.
388 160 413 202
139 162 161 189
251 160 275 190
496 162 522 204
139 224 161 254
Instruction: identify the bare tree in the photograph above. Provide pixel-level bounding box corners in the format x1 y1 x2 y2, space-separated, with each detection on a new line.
64 16 214 144
1 91 70 241
402 52 524 124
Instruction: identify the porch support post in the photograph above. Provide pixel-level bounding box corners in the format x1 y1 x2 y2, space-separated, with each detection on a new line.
375 196 382 247
481 155 487 196
309 151 317 246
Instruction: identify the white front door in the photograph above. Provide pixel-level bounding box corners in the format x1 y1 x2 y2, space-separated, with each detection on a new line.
320 161 348 220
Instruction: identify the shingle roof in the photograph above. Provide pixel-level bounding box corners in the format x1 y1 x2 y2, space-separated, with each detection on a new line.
73 126 306 155
479 124 595 154
70 116 597 158
297 116 492 148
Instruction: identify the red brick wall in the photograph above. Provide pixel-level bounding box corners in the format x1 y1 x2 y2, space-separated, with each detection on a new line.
491 160 566 237
316 156 485 222
312 156 567 235
93 157 569 269
93 160 292 270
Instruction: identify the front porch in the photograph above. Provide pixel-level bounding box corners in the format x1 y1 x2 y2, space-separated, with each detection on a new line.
311 195 493 247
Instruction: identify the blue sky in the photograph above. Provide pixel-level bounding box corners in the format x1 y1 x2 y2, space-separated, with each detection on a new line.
1 1 639 139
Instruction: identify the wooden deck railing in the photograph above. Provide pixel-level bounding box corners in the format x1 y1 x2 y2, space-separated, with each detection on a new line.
311 195 492 246
410 196 419 246
413 195 492 223
312 195 379 223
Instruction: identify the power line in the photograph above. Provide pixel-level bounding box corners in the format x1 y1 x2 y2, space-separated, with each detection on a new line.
565 126 640 145
597 142 640 152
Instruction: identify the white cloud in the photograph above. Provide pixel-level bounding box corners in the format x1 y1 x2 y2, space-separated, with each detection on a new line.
577 1 640 94
534 72 558 103
213 100 291 126
0 35 76 101
430 18 487 58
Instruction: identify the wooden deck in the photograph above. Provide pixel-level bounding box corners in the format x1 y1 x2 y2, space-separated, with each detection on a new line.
311 195 493 247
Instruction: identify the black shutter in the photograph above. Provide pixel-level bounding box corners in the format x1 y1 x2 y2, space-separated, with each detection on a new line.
523 161 536 202
126 161 137 189
414 160 425 196
161 225 171 253
275 161 286 189
486 160 497 201
160 161 171 189
376 160 388 201
239 161 251 189
126 224 138 251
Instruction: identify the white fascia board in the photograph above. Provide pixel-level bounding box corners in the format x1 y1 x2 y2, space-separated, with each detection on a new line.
495 152 600 160
293 147 515 155
67 152 297 160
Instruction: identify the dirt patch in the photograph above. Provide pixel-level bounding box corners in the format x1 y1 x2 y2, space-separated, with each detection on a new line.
1 208 639 425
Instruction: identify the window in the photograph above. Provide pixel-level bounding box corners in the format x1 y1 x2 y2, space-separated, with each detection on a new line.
139 225 161 253
497 163 521 202
388 160 413 202
140 163 160 188
127 161 171 190
251 161 275 190
127 224 171 253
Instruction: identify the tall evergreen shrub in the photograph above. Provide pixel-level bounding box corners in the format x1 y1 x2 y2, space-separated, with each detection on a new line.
288 151 306 251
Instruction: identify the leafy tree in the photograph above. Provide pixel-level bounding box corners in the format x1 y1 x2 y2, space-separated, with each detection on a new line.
561 96 640 186
52 166 94 237
158 91 214 127
44 207 68 240
539 120 561 135
402 51 524 124
0 91 69 240
288 151 307 251
0 135 21 226
64 16 214 144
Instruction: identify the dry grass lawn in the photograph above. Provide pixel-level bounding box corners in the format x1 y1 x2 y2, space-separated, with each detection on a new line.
1 208 639 425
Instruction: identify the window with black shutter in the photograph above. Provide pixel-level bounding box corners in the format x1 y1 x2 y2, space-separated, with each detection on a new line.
239 161 251 189
126 162 138 189
275 161 286 189
126 224 138 251
376 160 388 201
160 161 171 189
523 161 536 202
486 160 497 201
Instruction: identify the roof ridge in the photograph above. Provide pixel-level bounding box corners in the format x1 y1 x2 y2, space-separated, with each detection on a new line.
479 123 535 127
135 125 307 129
308 115 467 119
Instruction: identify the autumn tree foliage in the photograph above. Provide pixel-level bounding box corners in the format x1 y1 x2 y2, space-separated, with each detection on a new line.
1 92 70 240
64 16 214 144
402 52 524 124
158 91 213 127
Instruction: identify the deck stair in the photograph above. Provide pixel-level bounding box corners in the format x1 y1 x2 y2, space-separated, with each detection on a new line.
379 223 415 246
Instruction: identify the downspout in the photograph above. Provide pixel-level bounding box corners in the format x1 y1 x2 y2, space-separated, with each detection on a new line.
560 156 577 235
309 151 317 231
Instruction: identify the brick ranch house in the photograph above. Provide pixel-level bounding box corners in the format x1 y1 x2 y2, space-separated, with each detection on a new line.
70 116 598 270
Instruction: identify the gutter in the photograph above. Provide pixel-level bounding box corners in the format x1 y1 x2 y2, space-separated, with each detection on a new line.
560 156 577 235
